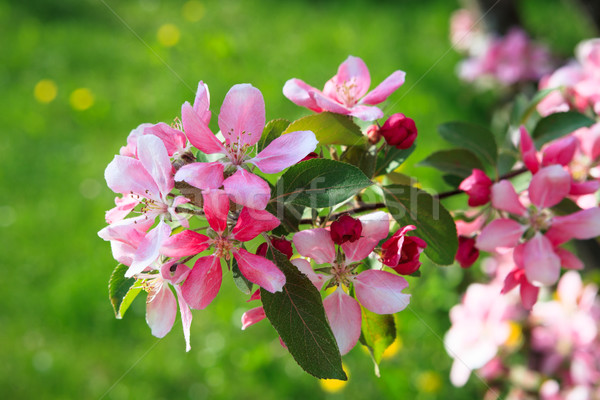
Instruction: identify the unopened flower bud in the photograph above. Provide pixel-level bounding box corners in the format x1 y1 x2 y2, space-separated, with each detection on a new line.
381 225 427 275
456 236 479 268
299 152 319 163
256 238 294 259
380 113 418 149
330 214 362 245
366 124 381 144
459 169 492 207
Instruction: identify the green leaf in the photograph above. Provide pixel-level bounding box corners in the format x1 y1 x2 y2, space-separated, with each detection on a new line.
108 264 142 319
438 122 498 167
516 88 556 125
340 144 377 178
418 149 484 179
283 112 365 146
232 257 254 295
374 145 415 176
261 249 346 380
383 184 458 265
359 306 396 365
271 158 372 208
532 111 596 147
258 119 290 152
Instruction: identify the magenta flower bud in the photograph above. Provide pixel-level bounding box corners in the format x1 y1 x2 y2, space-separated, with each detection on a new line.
256 238 294 259
456 236 479 268
366 124 381 144
381 225 427 275
329 215 362 245
380 113 418 149
299 152 319 163
459 169 492 207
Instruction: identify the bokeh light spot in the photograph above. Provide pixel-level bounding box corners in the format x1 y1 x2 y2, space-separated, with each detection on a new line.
182 1 205 22
0 205 16 227
416 370 442 393
319 363 349 393
382 336 403 359
34 79 57 103
69 88 94 111
157 23 180 47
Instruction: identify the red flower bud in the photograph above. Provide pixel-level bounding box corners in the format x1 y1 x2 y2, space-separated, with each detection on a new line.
459 169 492 207
380 113 418 149
381 225 427 275
299 152 319 163
456 236 479 268
255 238 294 259
329 214 362 245
366 124 381 144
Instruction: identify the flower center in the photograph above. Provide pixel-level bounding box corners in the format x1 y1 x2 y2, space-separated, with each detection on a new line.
212 236 234 259
336 78 359 108
224 128 252 165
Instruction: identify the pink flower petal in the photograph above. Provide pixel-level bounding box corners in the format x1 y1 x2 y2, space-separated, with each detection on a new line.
555 247 584 270
105 194 140 224
323 287 362 355
202 189 229 233
519 281 539 310
231 207 280 242
218 84 265 147
361 70 406 105
160 261 191 285
476 219 525 252
223 169 271 210
127 221 172 277
136 134 174 200
248 130 318 174
541 136 577 167
193 81 211 125
172 285 193 351
523 233 561 286
181 256 223 310
336 56 371 99
105 155 160 201
291 258 328 291
174 161 225 190
546 207 600 245
146 283 177 338
491 180 527 216
342 211 389 263
353 270 411 314
570 180 600 195
182 102 225 154
520 126 540 174
143 122 186 156
348 105 384 121
282 79 322 112
233 249 286 293
310 90 352 115
160 230 210 258
528 165 571 209
241 306 266 330
292 228 336 264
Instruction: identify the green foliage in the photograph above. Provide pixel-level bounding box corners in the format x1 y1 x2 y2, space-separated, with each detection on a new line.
108 264 142 319
283 112 365 145
260 249 346 380
418 148 484 179
359 306 396 366
374 145 415 176
532 111 596 147
383 185 458 265
258 119 290 152
232 257 254 295
438 122 498 168
341 144 377 178
271 158 372 208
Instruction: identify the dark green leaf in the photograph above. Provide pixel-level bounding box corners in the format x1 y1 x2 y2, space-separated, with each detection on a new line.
258 119 290 152
386 172 416 186
516 88 555 125
532 111 595 147
108 264 142 319
341 144 377 178
261 249 346 380
551 198 581 216
232 257 254 295
284 112 365 146
383 184 458 265
441 174 463 188
374 145 415 176
271 159 372 208
438 122 498 167
418 149 484 179
359 306 396 365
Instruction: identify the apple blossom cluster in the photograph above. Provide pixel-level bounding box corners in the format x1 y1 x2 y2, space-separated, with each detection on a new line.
450 9 554 86
99 55 431 379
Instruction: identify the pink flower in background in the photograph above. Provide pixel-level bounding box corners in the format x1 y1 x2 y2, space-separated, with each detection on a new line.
456 236 479 268
175 83 318 210
283 56 406 121
293 212 411 355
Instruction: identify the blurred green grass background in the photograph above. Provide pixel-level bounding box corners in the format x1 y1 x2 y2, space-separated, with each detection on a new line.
0 0 594 398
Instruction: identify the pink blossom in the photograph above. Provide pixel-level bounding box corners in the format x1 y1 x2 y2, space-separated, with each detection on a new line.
283 56 406 121
456 236 479 268
459 168 492 207
380 225 427 275
175 83 318 210
329 214 362 245
180 189 285 310
379 113 418 149
292 212 411 355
